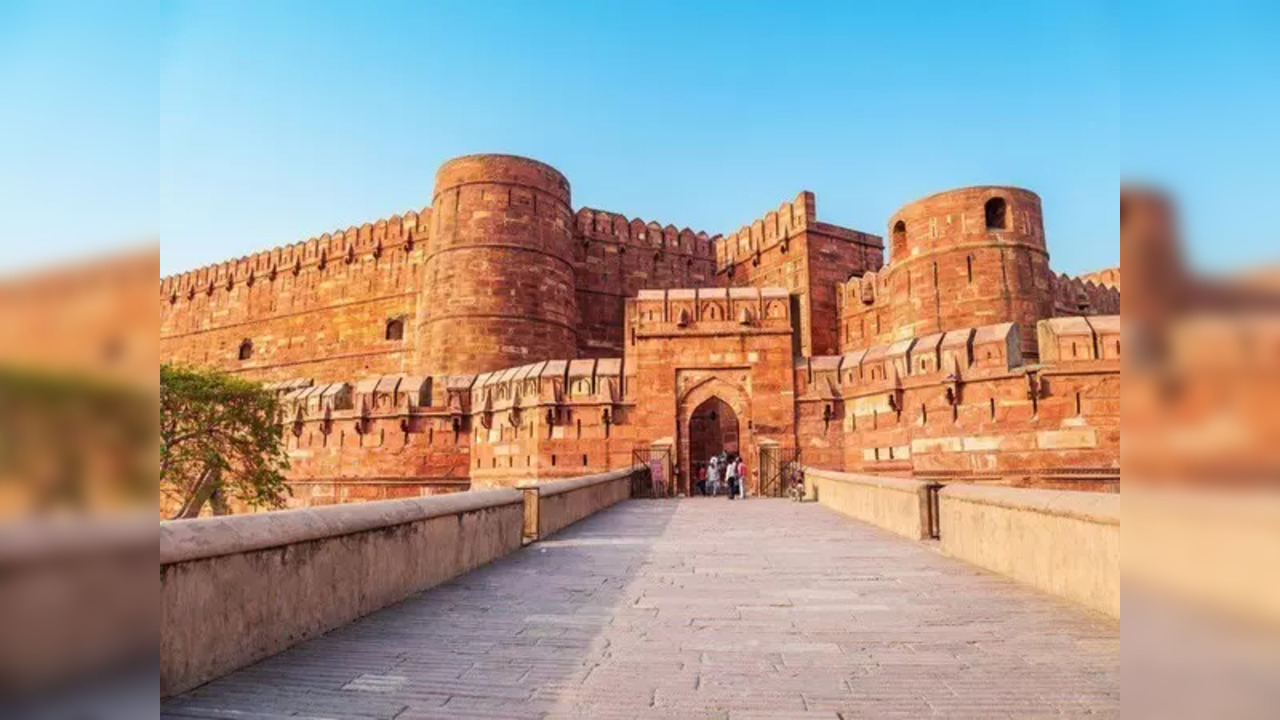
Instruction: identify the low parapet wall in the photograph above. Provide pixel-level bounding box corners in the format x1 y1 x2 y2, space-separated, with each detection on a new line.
161 490 524 697
806 468 934 540
161 466 646 697
939 484 1119 617
527 467 635 540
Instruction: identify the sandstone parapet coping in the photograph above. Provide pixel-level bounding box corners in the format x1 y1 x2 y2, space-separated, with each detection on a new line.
160 488 523 565
805 467 935 540
939 484 1119 617
160 468 646 697
939 483 1118 526
528 466 637 498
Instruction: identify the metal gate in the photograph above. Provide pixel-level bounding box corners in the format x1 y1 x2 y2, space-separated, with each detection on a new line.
757 446 801 498
631 446 673 498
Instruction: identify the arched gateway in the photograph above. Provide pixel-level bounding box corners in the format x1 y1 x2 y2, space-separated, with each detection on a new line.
625 287 799 497
684 395 741 494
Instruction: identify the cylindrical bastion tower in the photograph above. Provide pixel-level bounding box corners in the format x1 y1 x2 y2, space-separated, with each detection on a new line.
882 186 1053 358
414 154 579 376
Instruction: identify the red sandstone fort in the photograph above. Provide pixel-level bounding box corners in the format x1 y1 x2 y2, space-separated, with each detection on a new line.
159 154 1121 504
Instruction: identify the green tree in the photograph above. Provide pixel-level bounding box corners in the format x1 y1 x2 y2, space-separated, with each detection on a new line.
160 364 290 518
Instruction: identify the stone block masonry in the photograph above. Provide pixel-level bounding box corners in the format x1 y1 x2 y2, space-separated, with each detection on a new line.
159 153 1120 503
159 466 649 696
161 499 1120 717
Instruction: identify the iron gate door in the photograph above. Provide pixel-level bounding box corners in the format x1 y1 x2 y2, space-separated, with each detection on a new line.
757 446 801 498
631 446 672 498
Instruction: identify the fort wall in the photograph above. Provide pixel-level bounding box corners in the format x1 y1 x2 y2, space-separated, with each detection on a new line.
467 358 635 488
840 187 1054 359
157 152 1121 506
572 208 719 357
416 154 579 376
625 287 798 493
718 192 883 357
796 316 1120 490
160 210 429 384
272 375 472 507
1051 271 1121 316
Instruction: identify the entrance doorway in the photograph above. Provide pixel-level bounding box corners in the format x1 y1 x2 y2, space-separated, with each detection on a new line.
688 396 739 495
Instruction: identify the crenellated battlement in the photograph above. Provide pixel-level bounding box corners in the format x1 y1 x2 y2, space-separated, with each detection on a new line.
716 191 818 270
159 206 432 300
797 321 1031 399
1077 266 1120 290
469 357 624 417
574 207 719 259
799 315 1120 401
1051 272 1121 315
628 286 793 334
1037 315 1121 363
156 153 1121 500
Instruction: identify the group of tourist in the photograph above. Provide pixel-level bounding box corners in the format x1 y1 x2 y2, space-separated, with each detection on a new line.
695 451 747 499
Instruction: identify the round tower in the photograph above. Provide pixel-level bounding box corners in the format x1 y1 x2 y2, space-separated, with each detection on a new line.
881 186 1052 358
414 154 579 376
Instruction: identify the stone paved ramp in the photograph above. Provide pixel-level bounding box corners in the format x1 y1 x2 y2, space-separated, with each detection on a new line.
162 499 1119 719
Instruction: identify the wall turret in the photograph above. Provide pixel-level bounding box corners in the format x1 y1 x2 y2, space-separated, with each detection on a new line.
414 154 580 376
842 186 1052 359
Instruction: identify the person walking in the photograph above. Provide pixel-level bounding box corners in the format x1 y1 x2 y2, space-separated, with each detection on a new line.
725 453 739 500
707 454 722 496
735 455 748 499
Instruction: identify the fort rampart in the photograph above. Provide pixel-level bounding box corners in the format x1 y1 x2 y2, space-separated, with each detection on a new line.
159 153 1120 504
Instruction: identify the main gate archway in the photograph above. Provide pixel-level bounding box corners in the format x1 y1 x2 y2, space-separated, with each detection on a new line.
677 375 751 496
687 396 739 492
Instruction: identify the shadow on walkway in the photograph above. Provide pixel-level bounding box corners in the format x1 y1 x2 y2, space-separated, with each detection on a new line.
161 499 681 720
163 498 1119 719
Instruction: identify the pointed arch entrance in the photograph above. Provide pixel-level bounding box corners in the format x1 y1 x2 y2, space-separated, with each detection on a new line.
676 373 752 496
687 396 739 491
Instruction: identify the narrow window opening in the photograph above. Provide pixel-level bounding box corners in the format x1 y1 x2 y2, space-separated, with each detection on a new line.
238 339 253 360
891 220 907 258
1075 392 1083 416
576 419 582 438
984 197 1008 230
967 255 974 283
551 454 557 466
989 398 997 419
582 454 588 467
385 317 404 341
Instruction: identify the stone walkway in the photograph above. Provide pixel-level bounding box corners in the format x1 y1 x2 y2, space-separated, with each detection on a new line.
162 499 1119 719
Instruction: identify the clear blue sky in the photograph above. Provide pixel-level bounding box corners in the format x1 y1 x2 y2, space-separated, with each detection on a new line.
1 1 1276 278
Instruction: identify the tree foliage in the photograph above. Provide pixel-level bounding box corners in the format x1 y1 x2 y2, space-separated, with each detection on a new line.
160 364 289 518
